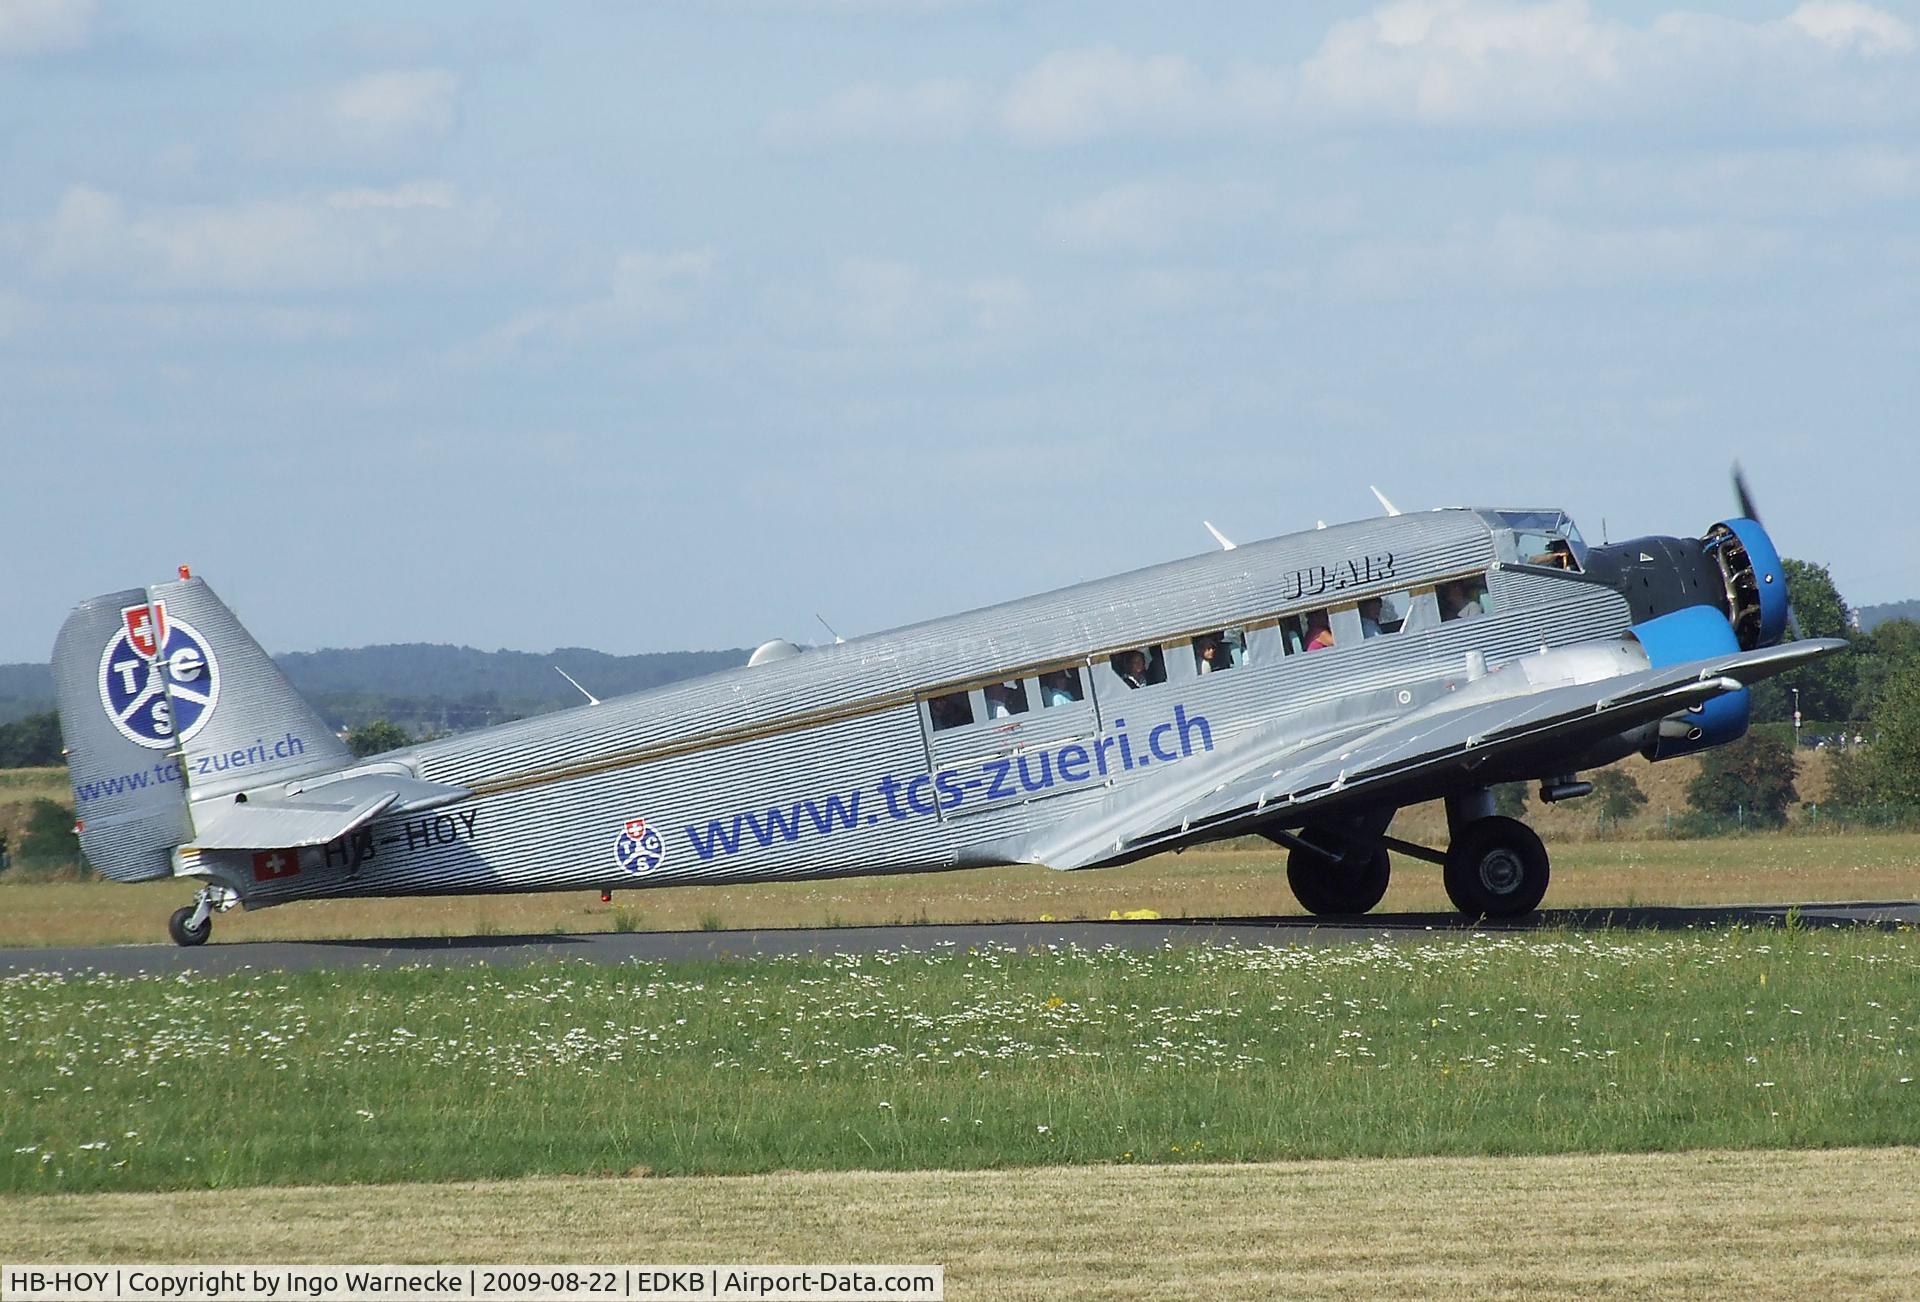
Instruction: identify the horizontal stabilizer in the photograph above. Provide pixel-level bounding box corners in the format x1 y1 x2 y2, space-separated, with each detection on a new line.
188 774 471 851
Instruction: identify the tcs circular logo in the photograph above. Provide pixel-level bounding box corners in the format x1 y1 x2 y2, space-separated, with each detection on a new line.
96 602 221 750
614 817 667 874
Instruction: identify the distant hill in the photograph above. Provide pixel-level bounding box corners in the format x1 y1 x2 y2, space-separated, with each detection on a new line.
1858 601 1920 633
0 663 52 726
0 643 750 731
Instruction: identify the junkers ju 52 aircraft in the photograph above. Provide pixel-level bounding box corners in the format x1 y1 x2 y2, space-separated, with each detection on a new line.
54 475 1842 945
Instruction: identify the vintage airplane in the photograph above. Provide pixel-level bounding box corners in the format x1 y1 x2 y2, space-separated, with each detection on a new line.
53 476 1843 945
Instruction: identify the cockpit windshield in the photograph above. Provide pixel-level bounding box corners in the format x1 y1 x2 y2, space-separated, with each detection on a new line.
1491 510 1589 572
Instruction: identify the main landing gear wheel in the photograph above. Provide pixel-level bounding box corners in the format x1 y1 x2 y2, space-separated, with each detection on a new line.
168 905 211 947
1444 816 1551 918
1287 841 1391 916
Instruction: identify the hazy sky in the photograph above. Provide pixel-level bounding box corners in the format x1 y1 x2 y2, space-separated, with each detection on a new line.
4 0 1917 663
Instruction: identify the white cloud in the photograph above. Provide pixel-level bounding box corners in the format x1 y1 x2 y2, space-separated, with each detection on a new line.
1044 179 1274 251
765 77 986 146
0 0 94 58
772 1 1920 144
1787 1 1915 55
328 68 460 148
0 291 36 339
605 250 719 321
999 47 1215 145
962 276 1032 332
28 182 494 292
1530 147 1920 218
725 0 1005 9
1297 0 1627 123
1298 0 1920 125
1326 214 1795 299
460 250 720 359
325 180 460 210
757 258 1031 350
67 302 361 343
826 259 931 340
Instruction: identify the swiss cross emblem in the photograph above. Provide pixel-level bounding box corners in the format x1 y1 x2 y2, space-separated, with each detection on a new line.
614 816 667 875
124 601 168 661
251 849 300 882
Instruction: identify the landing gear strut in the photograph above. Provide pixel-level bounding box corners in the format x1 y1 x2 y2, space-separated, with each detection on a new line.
167 884 233 947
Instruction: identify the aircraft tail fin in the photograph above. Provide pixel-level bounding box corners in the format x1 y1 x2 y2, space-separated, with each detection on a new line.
52 574 353 881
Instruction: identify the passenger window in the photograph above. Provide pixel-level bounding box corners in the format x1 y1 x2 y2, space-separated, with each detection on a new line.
1438 576 1492 622
1359 592 1414 638
1037 667 1085 707
1193 627 1246 675
1109 645 1166 689
1398 589 1442 635
928 691 974 732
1283 609 1338 654
983 681 1029 719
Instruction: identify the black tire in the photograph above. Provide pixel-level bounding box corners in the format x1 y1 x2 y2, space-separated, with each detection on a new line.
168 905 211 947
1287 841 1391 916
1443 816 1550 918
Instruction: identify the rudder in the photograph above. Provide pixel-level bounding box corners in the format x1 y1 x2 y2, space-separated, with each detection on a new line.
52 576 352 881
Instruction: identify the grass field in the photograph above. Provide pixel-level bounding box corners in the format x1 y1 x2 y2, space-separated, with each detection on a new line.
4 833 1918 950
3 1148 1916 1299
4 927 1914 1195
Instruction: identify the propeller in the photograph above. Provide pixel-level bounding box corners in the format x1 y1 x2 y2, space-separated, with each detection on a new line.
1731 463 1804 642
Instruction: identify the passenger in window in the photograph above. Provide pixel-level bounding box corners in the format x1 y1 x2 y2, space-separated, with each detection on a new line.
1439 579 1486 621
1195 636 1225 674
984 681 1028 719
1039 668 1083 707
1359 598 1384 639
929 693 972 731
1304 610 1335 652
1114 649 1149 689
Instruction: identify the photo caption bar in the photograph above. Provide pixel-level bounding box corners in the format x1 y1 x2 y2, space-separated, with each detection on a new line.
1 1265 942 1302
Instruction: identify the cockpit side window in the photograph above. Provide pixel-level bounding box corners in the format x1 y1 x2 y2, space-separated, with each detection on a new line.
1496 511 1587 572
1515 532 1581 572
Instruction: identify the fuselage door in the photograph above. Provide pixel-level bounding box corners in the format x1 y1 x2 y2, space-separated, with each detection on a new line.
919 663 1099 818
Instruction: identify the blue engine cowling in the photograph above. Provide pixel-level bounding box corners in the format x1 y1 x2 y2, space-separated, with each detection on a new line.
1631 606 1751 760
1704 517 1789 649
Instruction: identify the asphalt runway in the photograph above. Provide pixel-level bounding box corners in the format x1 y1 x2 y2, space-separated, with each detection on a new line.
1 900 1914 976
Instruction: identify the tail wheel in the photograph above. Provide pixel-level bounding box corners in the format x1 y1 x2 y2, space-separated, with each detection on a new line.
1287 841 1391 916
168 906 211 947
1444 816 1551 918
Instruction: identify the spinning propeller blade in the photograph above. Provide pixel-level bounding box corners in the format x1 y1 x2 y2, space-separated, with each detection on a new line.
1731 463 1804 642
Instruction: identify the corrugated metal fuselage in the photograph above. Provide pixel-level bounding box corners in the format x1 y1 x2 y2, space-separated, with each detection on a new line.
196 510 1634 907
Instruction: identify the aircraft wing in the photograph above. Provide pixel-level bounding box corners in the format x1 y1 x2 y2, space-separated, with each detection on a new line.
1024 638 1845 871
186 773 471 851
